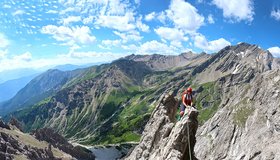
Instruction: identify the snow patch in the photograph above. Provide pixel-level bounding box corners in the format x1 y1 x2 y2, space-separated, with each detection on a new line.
232 64 242 74
237 50 250 58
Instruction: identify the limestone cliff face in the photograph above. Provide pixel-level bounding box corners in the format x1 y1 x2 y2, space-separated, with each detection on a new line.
195 69 280 159
125 94 199 160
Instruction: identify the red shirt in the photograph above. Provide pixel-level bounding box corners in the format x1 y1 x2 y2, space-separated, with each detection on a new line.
182 93 193 106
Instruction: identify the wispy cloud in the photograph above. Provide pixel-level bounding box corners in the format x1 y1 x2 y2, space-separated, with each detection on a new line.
207 14 215 24
271 9 280 21
0 33 9 59
0 33 9 49
61 16 81 25
113 31 143 43
12 10 25 16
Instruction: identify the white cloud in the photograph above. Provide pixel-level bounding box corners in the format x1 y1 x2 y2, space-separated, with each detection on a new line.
41 25 96 45
69 44 81 53
157 12 167 24
102 39 122 47
0 50 8 59
207 14 215 24
194 34 231 52
46 10 58 14
0 52 33 72
166 0 204 33
106 0 129 15
95 13 136 32
58 0 150 35
170 41 183 48
121 44 138 51
3 4 11 8
145 12 156 21
136 40 179 55
59 7 76 15
268 47 280 57
83 16 94 24
271 9 280 21
13 52 32 61
155 27 188 42
61 16 81 25
212 0 254 22
12 10 25 16
136 17 150 32
0 34 9 49
100 39 122 49
0 34 9 59
113 31 142 43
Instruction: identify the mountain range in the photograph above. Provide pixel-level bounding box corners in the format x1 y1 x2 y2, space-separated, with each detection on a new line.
0 63 106 104
0 74 37 102
1 42 280 159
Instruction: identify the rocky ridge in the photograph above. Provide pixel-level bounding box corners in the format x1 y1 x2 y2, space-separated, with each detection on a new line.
125 94 199 160
0 119 71 160
125 52 210 71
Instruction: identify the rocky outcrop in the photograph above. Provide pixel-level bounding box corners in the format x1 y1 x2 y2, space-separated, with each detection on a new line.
125 94 199 160
9 117 23 131
0 132 59 160
0 121 62 160
32 128 95 160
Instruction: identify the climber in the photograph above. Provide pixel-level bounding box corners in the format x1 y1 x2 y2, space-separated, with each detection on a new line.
180 87 194 118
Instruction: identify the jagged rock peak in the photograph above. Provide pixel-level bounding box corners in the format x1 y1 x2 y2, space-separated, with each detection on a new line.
223 42 273 59
0 119 10 130
8 117 23 132
124 94 199 160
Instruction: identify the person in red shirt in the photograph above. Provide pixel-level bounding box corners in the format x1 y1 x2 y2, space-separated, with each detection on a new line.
180 87 194 118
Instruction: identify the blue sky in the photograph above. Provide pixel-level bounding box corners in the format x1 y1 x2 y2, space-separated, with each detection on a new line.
0 0 280 72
